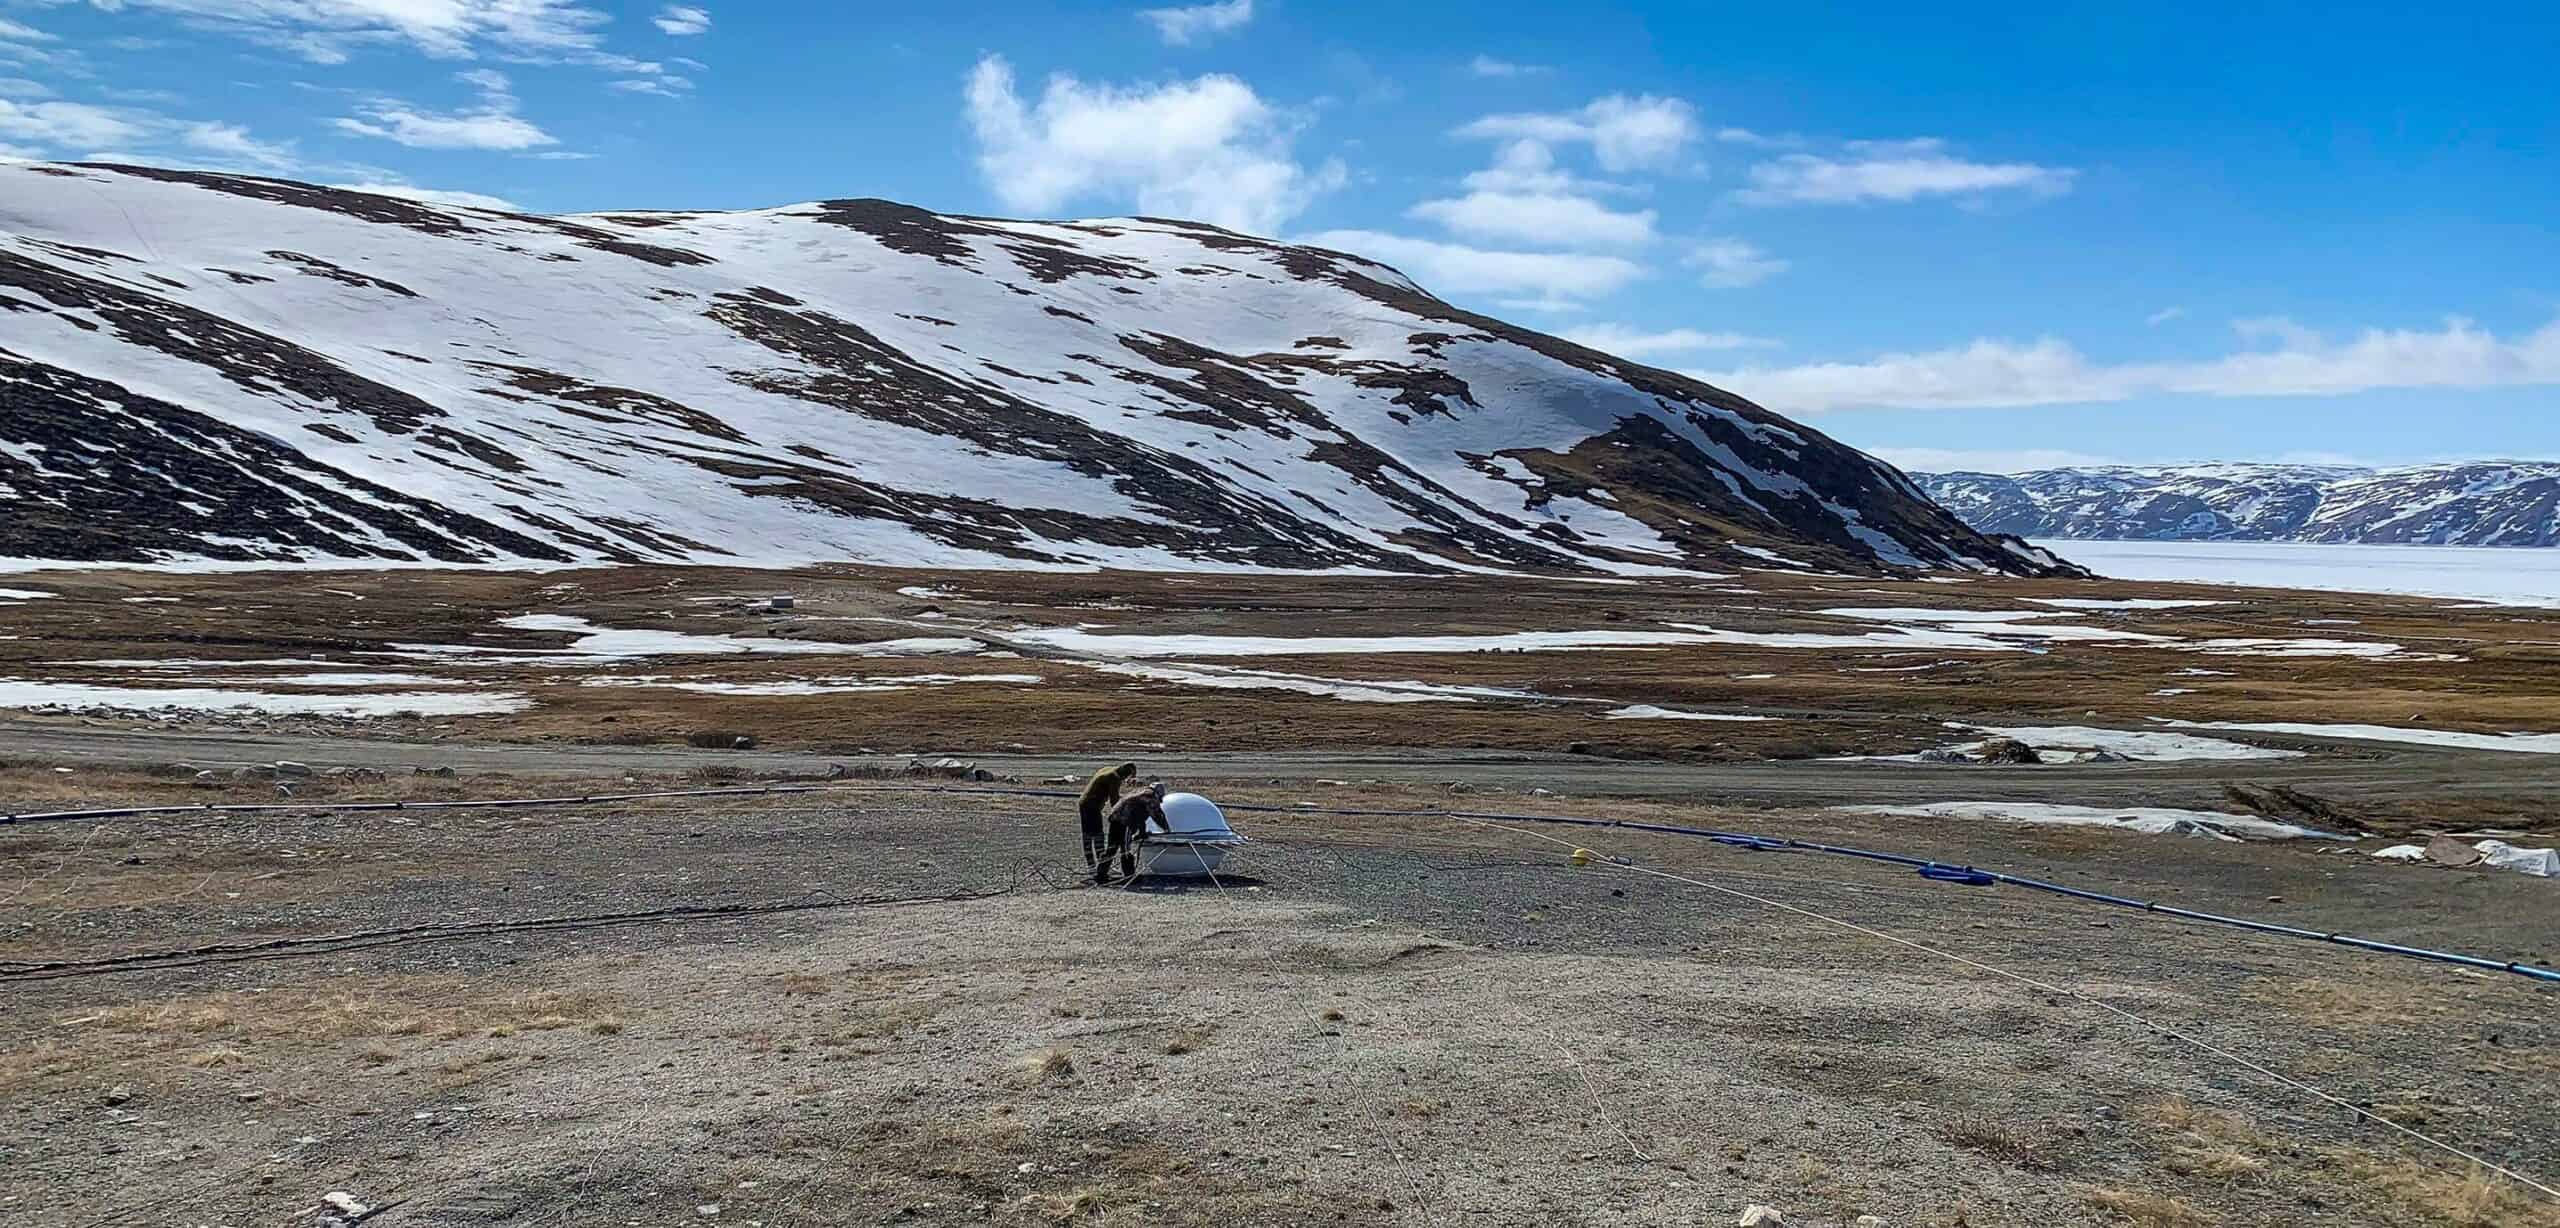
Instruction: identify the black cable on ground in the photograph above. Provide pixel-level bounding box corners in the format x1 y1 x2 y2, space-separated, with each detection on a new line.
0 877 1043 983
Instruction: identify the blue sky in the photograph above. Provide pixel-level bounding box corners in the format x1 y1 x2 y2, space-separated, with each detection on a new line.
3 0 2555 473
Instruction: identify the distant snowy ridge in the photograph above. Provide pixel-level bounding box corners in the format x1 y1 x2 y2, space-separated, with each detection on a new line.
1917 463 2560 547
0 161 2067 578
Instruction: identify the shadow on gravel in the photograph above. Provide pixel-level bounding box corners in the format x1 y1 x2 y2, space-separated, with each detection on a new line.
1109 874 1271 894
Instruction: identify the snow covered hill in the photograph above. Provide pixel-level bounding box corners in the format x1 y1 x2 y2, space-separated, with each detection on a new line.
1918 463 2560 546
1 162 2068 578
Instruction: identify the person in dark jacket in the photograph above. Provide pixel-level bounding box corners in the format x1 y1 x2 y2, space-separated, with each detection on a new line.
1077 762 1137 869
1096 781 1167 885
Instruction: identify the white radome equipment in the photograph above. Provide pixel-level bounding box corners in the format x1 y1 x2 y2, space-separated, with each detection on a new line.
1143 792 1246 876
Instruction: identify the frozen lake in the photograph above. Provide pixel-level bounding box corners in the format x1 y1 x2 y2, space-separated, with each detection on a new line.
2036 539 2560 607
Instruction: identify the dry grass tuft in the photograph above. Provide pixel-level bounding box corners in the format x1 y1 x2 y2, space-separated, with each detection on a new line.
8 981 622 1090
2076 1183 2215 1228
2329 1151 2560 1228
2252 977 2464 1031
1941 1113 2056 1170
2136 1095 2273 1182
1162 1025 1215 1056
1017 1046 1075 1081
778 972 831 996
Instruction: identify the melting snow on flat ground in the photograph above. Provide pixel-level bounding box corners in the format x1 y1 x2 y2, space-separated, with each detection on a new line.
0 679 529 717
1821 607 2073 622
397 615 989 661
2161 720 2560 755
1010 623 2072 658
1836 802 2338 841
584 673 1043 695
1819 607 2171 644
2021 597 2227 610
0 588 55 600
1600 705 1772 722
2040 539 2560 607
2178 637 2419 659
1073 661 1547 704
1971 725 2302 761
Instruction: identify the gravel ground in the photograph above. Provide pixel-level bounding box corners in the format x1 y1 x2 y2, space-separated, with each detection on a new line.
3 788 2556 1226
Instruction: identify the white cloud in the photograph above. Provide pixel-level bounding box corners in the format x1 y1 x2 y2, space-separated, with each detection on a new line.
2146 306 2186 326
1737 138 2075 206
334 107 552 149
0 77 48 98
0 93 322 174
652 5 711 35
1684 237 1786 289
333 69 556 150
1460 139 1630 197
1561 324 1777 358
182 120 296 168
1467 55 1548 78
82 0 613 62
1495 296 1587 314
0 17 54 43
1137 0 1253 45
1456 94 1701 172
1408 190 1655 247
1690 338 2134 412
2229 314 2320 350
1715 126 1791 147
1295 229 1645 300
0 99 146 149
333 180 519 210
610 77 693 96
963 54 1340 236
1688 316 2560 413
2172 315 2560 398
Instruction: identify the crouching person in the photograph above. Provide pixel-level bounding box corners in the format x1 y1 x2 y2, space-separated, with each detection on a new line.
1096 781 1168 885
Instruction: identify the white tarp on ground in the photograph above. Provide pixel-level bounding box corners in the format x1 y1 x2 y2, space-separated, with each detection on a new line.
2370 839 2556 877
2476 840 2558 877
1835 802 2333 841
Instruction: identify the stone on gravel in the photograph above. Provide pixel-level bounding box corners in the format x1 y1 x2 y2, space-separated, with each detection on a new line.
104 1084 134 1106
1739 1206 1786 1226
1854 1217 1886 1227
730 735 757 750
274 760 313 778
1915 748 1972 764
192 769 223 788
232 765 276 781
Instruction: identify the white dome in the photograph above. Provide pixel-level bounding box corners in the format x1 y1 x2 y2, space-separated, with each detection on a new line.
1159 792 1235 839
